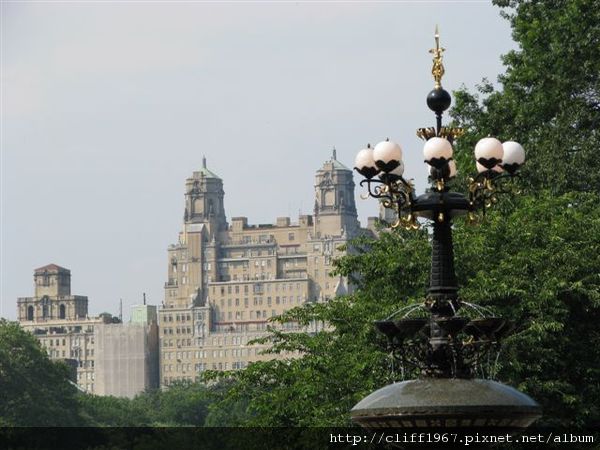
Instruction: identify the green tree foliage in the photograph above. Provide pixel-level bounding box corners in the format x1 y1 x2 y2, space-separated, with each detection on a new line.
455 192 600 427
205 192 600 427
79 381 212 426
78 394 154 426
451 0 600 195
0 319 83 426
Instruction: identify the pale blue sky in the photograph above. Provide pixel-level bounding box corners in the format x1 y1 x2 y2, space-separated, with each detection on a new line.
1 1 515 319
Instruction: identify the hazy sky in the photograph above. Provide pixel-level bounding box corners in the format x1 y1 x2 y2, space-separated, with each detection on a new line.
1 1 515 320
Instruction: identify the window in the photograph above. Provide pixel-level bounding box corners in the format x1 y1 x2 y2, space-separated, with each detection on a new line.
289 233 295 241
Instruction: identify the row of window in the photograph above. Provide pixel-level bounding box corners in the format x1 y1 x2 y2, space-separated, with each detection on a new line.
77 372 95 381
161 312 205 323
218 295 305 309
214 273 276 282
212 282 304 297
162 347 265 365
40 336 94 347
162 338 193 348
163 327 193 335
163 360 248 374
218 309 286 321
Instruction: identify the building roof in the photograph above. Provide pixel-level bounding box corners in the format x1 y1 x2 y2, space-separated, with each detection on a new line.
330 147 350 171
197 156 221 179
34 263 70 273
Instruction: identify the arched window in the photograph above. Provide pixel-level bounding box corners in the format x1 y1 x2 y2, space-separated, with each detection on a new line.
59 304 66 319
42 304 48 318
27 305 34 321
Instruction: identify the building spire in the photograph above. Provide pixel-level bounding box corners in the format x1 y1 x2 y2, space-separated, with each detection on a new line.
332 147 337 160
202 155 207 169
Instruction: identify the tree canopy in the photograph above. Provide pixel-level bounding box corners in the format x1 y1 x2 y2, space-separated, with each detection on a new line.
203 191 600 427
452 0 600 195
0 319 83 426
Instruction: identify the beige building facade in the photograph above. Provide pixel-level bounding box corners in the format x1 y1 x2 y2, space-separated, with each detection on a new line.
159 151 365 385
17 264 159 397
17 264 112 393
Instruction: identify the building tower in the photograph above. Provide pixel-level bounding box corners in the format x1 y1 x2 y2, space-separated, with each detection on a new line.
165 158 226 309
183 156 227 235
313 148 360 238
18 264 88 322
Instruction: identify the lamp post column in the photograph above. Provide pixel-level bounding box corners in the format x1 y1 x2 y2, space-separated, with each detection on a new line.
428 215 459 313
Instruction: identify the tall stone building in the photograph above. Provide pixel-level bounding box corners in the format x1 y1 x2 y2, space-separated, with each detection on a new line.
17 264 159 397
159 151 364 385
17 264 110 393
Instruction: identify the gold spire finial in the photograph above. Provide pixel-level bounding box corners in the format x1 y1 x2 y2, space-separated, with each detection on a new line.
429 25 445 89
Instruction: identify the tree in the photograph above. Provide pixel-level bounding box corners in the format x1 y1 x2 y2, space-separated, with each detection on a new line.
451 0 600 195
455 192 600 427
78 394 153 427
78 381 212 426
0 319 83 426
205 192 600 428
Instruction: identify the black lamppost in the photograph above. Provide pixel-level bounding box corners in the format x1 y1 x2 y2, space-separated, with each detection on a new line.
350 30 541 430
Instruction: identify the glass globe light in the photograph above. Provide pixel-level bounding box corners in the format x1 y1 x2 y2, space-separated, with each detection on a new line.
423 137 453 169
380 160 404 184
354 145 379 179
502 141 525 174
373 140 403 173
389 160 405 177
448 160 457 178
474 137 503 169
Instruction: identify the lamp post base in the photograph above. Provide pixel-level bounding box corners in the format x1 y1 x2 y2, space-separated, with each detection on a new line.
351 378 541 429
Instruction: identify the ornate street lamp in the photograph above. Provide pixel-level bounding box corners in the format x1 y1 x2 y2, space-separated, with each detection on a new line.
351 30 541 430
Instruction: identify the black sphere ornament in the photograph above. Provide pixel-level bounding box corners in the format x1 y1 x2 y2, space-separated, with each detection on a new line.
427 87 451 114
